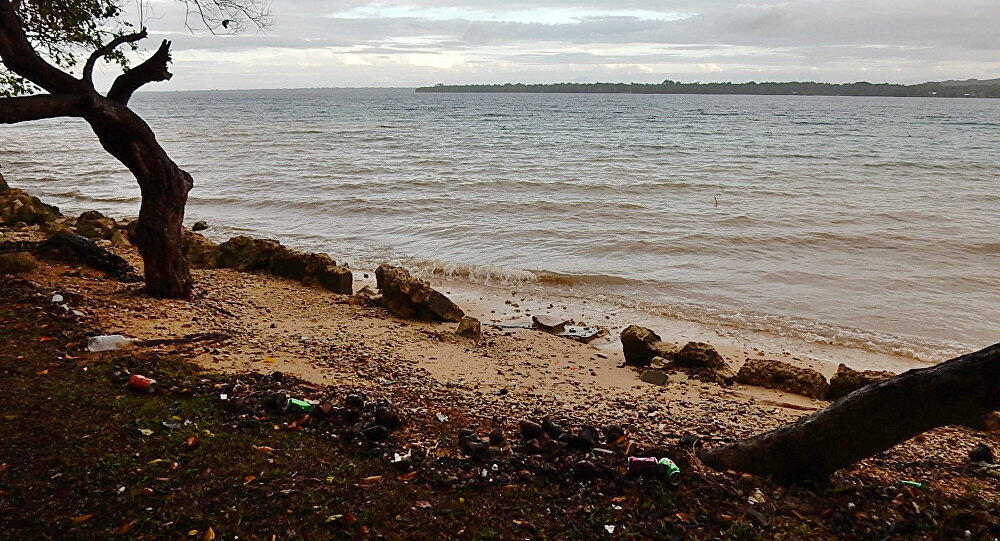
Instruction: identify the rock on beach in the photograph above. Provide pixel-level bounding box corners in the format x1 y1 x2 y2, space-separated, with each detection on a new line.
737 358 829 399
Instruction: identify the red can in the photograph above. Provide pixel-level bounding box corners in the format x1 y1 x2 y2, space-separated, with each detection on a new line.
127 374 157 393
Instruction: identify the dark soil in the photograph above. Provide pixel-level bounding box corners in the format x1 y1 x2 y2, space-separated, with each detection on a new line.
2 276 999 540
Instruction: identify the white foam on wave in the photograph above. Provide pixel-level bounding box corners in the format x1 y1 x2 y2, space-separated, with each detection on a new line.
400 258 972 363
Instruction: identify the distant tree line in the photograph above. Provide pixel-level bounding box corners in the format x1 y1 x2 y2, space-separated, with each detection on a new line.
416 80 1000 98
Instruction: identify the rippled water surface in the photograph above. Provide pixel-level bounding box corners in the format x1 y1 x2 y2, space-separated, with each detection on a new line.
2 89 997 359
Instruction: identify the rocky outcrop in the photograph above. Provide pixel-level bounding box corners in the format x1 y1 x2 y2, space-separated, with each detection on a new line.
827 364 894 400
268 246 335 283
0 252 38 274
0 172 8 190
218 236 279 271
192 220 208 232
736 358 829 399
182 230 221 269
216 235 353 294
620 325 677 366
375 264 464 322
75 210 117 240
0 188 61 226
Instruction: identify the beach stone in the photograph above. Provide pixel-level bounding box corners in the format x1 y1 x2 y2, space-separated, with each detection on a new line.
361 424 390 442
40 218 74 236
519 420 544 440
969 444 994 464
375 264 464 322
620 325 676 366
346 285 379 305
0 188 61 226
827 363 895 400
109 229 130 248
316 264 353 295
456 316 482 339
75 210 116 240
217 236 282 271
0 251 38 274
674 341 726 370
192 220 208 231
182 230 221 269
737 358 829 399
639 369 668 386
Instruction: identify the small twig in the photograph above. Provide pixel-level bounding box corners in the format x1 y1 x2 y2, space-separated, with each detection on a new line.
134 331 231 347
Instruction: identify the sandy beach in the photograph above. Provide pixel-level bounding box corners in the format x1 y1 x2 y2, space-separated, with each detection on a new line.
0 209 977 443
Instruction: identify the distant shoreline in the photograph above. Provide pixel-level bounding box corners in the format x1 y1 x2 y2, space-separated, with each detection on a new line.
416 80 1000 98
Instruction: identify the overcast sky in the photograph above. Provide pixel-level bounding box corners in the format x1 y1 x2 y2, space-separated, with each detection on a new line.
96 0 1000 90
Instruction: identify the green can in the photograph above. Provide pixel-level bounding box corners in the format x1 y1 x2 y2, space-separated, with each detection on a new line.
285 398 314 414
657 458 682 486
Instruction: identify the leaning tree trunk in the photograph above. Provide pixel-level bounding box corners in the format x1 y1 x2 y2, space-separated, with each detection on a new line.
0 0 194 299
701 342 1000 482
85 101 193 299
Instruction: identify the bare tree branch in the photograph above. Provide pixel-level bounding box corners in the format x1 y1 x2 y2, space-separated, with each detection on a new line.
181 0 270 35
106 39 171 105
0 94 87 123
81 28 148 85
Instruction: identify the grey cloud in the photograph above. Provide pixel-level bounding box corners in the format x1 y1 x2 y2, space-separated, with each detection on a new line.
115 0 999 88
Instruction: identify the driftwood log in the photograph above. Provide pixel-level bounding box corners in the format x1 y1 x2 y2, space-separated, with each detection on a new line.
43 233 142 282
701 342 1000 482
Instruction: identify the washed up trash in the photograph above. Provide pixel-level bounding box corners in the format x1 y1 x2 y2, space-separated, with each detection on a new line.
556 325 607 344
138 428 154 436
435 412 449 422
531 316 607 343
127 374 157 393
51 294 64 303
284 398 314 414
604 525 616 534
627 456 681 485
87 334 133 352
901 480 924 489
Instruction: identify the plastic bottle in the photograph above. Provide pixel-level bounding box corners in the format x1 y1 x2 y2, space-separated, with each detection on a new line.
87 334 133 352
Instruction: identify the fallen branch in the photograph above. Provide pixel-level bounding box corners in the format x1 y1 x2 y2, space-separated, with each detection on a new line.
701 342 1000 482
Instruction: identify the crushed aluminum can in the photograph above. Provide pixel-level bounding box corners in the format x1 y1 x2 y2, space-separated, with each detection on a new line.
127 374 157 393
628 456 682 485
284 398 314 414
